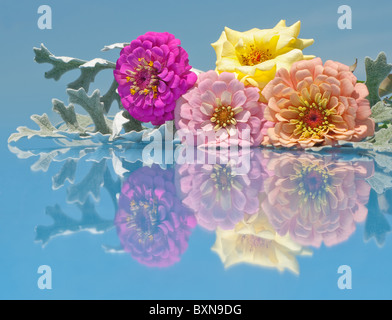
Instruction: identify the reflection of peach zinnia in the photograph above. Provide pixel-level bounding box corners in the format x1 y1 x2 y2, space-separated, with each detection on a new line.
262 153 374 247
262 58 375 148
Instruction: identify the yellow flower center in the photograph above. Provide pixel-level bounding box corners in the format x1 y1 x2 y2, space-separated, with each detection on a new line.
240 45 272 66
237 235 271 252
290 161 334 215
290 92 337 140
210 105 237 130
126 198 159 243
294 164 330 199
210 164 235 191
126 58 159 99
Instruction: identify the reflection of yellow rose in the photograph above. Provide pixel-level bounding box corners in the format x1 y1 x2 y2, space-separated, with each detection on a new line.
211 20 314 95
211 200 312 274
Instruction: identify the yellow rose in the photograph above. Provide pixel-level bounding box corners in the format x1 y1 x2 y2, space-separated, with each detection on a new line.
211 20 314 95
211 203 312 274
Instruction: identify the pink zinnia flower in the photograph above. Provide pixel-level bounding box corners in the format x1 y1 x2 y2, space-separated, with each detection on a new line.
114 32 197 125
262 58 375 148
115 165 197 267
174 71 273 147
262 153 374 247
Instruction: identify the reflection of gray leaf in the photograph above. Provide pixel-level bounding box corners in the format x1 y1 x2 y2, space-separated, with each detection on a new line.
52 159 77 190
31 150 62 172
369 151 392 173
67 88 112 134
103 167 121 210
82 146 113 162
367 171 392 194
67 160 106 204
35 199 113 246
365 52 392 106
364 190 391 246
102 245 125 254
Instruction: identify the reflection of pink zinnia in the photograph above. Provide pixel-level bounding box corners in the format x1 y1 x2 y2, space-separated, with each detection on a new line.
262 153 374 247
262 58 375 148
114 32 197 125
174 71 273 147
176 150 269 231
115 165 197 267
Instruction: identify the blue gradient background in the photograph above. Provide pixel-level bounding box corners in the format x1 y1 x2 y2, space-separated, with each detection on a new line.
1 0 392 299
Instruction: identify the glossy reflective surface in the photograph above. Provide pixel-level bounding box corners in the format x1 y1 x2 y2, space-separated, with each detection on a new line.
2 137 392 299
3 0 392 300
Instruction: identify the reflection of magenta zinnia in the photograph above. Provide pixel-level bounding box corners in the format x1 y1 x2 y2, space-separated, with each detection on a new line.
176 150 269 231
262 153 373 247
115 165 197 267
114 32 197 125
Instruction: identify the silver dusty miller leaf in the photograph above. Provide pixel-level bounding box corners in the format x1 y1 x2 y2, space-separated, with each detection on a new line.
370 101 392 124
365 52 392 107
66 88 112 135
101 43 129 52
52 99 86 133
8 114 63 143
33 43 119 113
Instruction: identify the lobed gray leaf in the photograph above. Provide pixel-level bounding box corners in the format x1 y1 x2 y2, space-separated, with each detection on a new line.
34 44 85 81
8 114 64 143
101 43 129 51
365 52 392 107
68 58 116 92
67 88 112 135
370 101 392 123
52 99 86 133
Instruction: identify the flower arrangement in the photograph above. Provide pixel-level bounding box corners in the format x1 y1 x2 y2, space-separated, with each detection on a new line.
8 19 392 273
8 19 392 151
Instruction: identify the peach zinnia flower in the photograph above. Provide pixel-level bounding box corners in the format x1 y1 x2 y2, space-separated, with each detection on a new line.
262 58 375 148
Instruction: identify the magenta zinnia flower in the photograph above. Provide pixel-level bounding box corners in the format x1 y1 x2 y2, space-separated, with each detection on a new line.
114 32 197 125
115 165 197 267
174 71 273 147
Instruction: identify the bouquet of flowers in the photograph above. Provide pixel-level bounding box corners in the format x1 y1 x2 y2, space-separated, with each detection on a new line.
8 20 392 150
